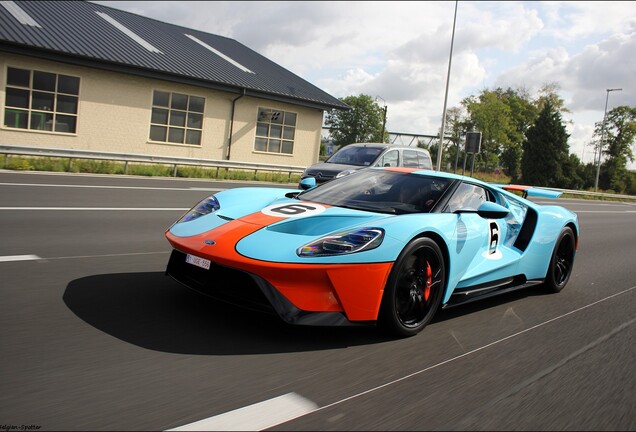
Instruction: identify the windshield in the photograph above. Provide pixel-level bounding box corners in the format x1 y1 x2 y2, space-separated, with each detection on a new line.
326 146 383 166
299 170 453 214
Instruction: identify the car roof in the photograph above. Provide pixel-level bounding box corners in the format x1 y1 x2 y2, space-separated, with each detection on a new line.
381 167 484 184
345 143 429 151
384 167 539 206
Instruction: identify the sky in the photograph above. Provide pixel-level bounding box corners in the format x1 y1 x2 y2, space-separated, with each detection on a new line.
95 1 635 167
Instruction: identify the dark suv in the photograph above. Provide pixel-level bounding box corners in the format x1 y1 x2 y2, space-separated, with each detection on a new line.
300 143 433 185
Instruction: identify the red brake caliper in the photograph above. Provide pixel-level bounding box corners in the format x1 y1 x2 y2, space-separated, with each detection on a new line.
424 261 433 301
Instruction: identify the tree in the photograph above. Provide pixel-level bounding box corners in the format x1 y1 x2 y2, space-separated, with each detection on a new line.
595 106 636 192
534 82 570 115
522 101 570 187
497 87 537 181
462 90 513 172
501 144 522 182
325 94 388 146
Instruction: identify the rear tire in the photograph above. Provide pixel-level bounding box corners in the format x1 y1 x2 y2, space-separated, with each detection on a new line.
379 237 445 337
544 226 576 293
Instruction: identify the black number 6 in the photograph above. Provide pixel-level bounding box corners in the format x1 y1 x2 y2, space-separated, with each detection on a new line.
488 221 500 255
270 204 317 215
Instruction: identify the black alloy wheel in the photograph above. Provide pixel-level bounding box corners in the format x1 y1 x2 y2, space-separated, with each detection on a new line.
379 237 445 337
544 226 576 293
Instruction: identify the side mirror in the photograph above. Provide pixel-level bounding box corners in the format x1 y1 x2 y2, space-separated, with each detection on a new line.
299 177 316 190
476 201 510 219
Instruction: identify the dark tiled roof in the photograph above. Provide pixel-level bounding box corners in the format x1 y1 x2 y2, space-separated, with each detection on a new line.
0 0 349 110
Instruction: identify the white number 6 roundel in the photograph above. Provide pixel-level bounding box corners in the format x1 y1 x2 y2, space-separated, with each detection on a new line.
261 202 326 218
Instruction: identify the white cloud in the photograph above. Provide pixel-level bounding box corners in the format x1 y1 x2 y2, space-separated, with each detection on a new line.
494 47 571 92
567 31 636 110
457 2 544 52
539 1 636 42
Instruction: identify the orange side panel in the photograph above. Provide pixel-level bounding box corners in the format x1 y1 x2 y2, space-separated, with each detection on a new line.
325 263 393 321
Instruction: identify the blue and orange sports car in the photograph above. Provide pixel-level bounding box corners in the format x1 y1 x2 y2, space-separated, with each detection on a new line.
165 168 579 336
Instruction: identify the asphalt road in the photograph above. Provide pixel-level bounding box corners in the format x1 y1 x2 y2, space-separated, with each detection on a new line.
1 170 634 431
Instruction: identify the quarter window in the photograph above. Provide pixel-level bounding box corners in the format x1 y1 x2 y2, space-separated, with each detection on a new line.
3 67 79 133
445 183 492 213
255 107 296 155
149 90 205 145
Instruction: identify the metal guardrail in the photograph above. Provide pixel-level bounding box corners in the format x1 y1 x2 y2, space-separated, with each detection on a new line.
548 187 636 201
0 144 306 181
1 144 635 200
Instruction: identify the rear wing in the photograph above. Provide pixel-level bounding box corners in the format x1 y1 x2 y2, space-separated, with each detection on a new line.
492 184 563 199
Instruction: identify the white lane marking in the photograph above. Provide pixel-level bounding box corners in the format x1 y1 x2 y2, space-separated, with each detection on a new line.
168 286 636 431
0 182 222 192
167 392 318 432
42 251 171 260
573 210 636 213
311 285 636 415
0 252 170 262
0 207 189 211
536 200 636 206
0 254 41 262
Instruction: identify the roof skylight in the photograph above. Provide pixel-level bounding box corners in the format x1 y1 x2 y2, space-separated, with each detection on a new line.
0 0 42 27
96 11 162 54
185 34 254 74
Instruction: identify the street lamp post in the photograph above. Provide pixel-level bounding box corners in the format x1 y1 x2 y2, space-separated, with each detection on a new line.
436 0 458 171
594 88 622 192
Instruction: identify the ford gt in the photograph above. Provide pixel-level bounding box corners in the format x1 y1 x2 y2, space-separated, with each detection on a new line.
165 168 578 336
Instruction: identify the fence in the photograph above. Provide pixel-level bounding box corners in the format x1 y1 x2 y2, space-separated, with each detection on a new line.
1 144 635 200
0 144 306 181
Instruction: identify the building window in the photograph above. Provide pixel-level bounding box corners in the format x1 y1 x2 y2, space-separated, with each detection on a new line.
149 90 205 145
3 67 79 133
255 107 296 155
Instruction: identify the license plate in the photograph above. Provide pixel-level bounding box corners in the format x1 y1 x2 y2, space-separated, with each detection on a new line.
185 254 211 270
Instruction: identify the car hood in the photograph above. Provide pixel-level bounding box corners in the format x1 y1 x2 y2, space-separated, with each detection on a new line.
167 187 417 263
170 187 389 237
303 162 364 177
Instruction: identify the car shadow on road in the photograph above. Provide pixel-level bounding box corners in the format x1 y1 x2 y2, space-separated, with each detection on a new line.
63 271 393 355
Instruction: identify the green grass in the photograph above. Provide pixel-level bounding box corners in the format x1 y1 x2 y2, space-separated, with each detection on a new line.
2 155 634 200
466 170 512 184
2 155 301 184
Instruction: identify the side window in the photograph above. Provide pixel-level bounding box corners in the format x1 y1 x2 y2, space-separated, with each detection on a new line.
419 152 433 169
403 150 420 168
503 196 529 246
377 150 399 167
402 150 432 169
445 183 491 213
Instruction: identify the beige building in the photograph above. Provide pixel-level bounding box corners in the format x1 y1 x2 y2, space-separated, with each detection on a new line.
0 1 348 168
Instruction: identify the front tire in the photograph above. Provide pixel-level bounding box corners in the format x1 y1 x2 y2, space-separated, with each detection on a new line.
544 226 576 293
379 237 445 337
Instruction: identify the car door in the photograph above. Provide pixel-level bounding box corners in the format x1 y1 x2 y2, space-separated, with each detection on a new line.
375 149 399 168
443 182 522 288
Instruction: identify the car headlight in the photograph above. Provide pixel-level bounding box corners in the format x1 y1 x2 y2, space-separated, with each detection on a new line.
335 169 357 178
178 195 220 222
297 228 384 257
